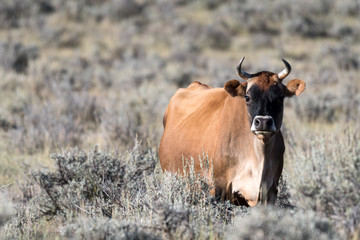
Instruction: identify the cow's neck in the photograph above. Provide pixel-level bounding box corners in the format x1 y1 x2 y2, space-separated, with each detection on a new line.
253 133 277 162
220 95 278 206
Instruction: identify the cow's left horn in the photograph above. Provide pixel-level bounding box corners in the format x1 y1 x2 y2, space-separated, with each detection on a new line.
236 57 253 80
277 59 291 81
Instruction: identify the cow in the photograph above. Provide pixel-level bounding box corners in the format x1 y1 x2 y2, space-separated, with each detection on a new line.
159 57 306 206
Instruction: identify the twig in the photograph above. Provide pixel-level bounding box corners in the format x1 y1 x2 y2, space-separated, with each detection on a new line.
0 182 13 189
73 203 92 215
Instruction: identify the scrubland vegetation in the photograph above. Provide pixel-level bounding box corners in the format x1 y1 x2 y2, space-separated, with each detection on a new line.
0 0 359 239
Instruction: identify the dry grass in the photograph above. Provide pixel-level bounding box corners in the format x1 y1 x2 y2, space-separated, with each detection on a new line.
0 0 359 239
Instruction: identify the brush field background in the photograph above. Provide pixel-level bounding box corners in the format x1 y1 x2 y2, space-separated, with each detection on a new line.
0 0 359 239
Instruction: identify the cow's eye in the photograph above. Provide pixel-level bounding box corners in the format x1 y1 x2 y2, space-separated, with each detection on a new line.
244 95 251 103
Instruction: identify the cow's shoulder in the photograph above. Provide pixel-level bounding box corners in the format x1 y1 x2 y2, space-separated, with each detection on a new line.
164 82 226 128
171 81 214 104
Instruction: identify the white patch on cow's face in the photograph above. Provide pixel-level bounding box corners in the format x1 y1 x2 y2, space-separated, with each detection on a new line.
250 115 276 135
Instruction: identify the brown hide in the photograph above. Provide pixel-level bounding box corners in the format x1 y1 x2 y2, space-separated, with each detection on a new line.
159 81 289 206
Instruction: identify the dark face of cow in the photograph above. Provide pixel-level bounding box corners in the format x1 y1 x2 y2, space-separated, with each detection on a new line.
224 58 306 139
245 75 285 138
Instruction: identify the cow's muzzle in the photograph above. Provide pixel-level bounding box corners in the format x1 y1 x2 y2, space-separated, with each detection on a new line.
250 116 276 137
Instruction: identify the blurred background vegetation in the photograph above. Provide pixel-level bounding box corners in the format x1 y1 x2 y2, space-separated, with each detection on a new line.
0 0 359 239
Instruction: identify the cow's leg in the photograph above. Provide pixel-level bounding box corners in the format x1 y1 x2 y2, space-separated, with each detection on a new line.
267 183 278 204
267 166 283 204
267 152 284 204
261 166 282 205
259 181 278 205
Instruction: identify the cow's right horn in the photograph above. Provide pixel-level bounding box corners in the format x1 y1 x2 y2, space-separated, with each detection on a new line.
236 57 253 80
277 59 291 81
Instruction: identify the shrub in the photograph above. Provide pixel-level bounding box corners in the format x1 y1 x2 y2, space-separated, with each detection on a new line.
61 217 161 240
289 130 360 238
29 142 156 219
292 72 360 123
164 63 196 87
0 42 39 73
5 135 356 238
0 190 15 228
292 90 339 123
284 15 331 38
172 20 232 52
55 0 144 22
3 142 248 239
2 200 42 239
275 172 293 209
4 56 105 153
10 92 98 153
291 51 360 124
214 1 281 35
29 57 94 95
104 0 144 21
281 0 334 38
334 0 360 16
326 45 359 70
227 207 337 240
0 0 34 29
100 80 171 146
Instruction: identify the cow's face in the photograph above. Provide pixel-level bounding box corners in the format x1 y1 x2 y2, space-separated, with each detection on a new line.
244 72 287 139
225 58 305 139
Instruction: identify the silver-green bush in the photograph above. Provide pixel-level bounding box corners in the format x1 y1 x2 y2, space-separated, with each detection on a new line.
227 207 337 240
289 131 360 237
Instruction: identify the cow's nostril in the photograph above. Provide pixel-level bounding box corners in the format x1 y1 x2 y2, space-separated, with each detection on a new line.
251 116 275 133
266 120 273 128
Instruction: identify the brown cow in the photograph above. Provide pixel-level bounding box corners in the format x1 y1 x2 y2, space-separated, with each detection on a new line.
159 57 305 206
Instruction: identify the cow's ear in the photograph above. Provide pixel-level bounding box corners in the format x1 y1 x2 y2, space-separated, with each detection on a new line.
285 79 306 97
224 80 247 97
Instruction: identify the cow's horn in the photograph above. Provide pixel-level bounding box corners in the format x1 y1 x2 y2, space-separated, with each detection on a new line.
277 59 291 81
236 57 252 80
